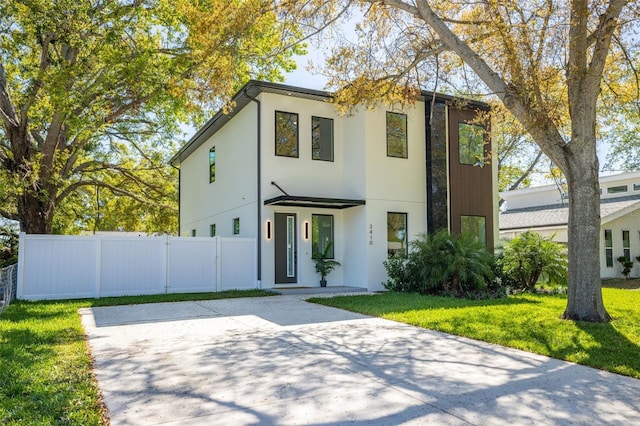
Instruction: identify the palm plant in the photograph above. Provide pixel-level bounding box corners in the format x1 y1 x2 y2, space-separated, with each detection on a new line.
312 243 341 286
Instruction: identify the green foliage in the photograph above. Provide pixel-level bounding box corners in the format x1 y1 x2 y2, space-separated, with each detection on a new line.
383 230 495 297
310 288 640 379
312 243 341 281
501 232 568 292
0 224 18 267
0 0 304 233
617 256 634 279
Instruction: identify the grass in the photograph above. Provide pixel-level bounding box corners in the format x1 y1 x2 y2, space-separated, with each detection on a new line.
309 288 640 379
0 290 275 425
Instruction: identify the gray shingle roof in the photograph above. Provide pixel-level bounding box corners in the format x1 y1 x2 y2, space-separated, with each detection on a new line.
499 194 640 230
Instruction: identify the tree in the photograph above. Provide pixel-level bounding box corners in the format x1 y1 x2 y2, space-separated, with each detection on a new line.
283 0 640 321
0 0 302 234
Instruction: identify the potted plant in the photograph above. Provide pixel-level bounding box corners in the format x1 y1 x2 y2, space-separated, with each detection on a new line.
312 243 341 287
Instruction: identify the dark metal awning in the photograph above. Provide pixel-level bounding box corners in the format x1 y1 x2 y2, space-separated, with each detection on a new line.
264 195 366 209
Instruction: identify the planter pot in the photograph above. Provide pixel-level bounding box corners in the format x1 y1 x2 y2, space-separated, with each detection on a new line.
320 279 327 287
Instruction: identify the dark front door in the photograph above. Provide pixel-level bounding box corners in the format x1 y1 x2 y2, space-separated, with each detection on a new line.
274 213 297 284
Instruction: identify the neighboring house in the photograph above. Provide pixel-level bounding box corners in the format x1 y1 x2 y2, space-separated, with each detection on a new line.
171 81 497 291
500 171 640 278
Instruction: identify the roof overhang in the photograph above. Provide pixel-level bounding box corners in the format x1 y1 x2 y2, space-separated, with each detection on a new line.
264 196 365 209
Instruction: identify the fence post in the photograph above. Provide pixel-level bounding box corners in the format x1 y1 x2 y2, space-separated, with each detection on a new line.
164 235 170 294
216 236 222 292
95 235 102 298
16 232 25 300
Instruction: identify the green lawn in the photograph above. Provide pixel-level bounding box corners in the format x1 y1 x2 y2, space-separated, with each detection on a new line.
0 290 275 426
310 288 640 379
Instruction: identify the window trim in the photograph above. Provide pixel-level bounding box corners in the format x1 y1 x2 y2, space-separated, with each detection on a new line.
312 214 335 259
275 110 299 158
311 116 334 162
387 212 408 258
386 111 408 158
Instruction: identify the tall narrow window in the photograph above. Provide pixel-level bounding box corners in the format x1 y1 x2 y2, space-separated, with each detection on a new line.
386 112 407 158
387 212 408 257
233 218 240 235
312 116 334 161
312 214 334 258
623 230 630 261
461 215 486 246
604 229 613 267
209 147 216 183
210 224 216 237
191 229 196 237
275 111 299 157
458 123 485 166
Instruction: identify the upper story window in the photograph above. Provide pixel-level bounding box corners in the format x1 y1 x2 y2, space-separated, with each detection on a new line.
275 111 299 157
210 224 216 237
386 112 407 158
312 116 334 161
459 122 485 166
209 147 216 183
634 183 640 191
607 185 628 194
233 218 240 235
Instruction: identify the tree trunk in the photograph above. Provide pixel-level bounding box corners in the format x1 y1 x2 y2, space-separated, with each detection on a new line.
561 141 611 322
18 191 55 234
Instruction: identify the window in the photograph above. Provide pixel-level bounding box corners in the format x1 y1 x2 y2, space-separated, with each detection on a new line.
604 229 613 267
191 229 196 237
275 111 299 157
386 112 407 158
387 212 408 257
312 215 334 258
461 215 486 246
634 183 640 191
459 122 486 166
210 224 216 237
623 230 630 261
209 147 216 183
607 185 628 194
312 116 334 161
233 218 240 235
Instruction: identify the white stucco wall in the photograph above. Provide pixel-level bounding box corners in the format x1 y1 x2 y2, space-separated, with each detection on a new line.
601 213 640 279
179 104 259 238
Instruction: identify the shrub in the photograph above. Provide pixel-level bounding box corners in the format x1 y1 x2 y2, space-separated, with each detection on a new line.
383 230 495 297
617 256 634 279
500 231 567 292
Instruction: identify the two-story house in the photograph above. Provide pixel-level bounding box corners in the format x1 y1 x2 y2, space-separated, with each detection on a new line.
170 81 497 291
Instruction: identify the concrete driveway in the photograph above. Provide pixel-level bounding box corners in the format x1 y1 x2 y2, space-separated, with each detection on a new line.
80 295 640 425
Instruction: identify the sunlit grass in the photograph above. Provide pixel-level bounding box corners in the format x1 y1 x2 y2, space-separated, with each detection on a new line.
310 288 640 379
0 290 275 425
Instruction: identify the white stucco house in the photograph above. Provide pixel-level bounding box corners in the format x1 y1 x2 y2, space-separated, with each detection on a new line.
171 81 498 291
500 171 640 278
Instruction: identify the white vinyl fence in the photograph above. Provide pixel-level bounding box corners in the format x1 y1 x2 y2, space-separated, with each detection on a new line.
17 233 257 300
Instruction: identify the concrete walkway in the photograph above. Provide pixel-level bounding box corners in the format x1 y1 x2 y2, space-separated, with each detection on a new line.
80 295 640 425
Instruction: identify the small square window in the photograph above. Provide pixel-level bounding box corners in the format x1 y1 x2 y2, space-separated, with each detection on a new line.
459 123 486 166
387 212 408 257
210 224 216 237
275 111 299 157
386 112 407 158
607 185 628 194
312 116 334 161
209 147 216 183
461 215 486 246
233 218 240 235
634 183 640 191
